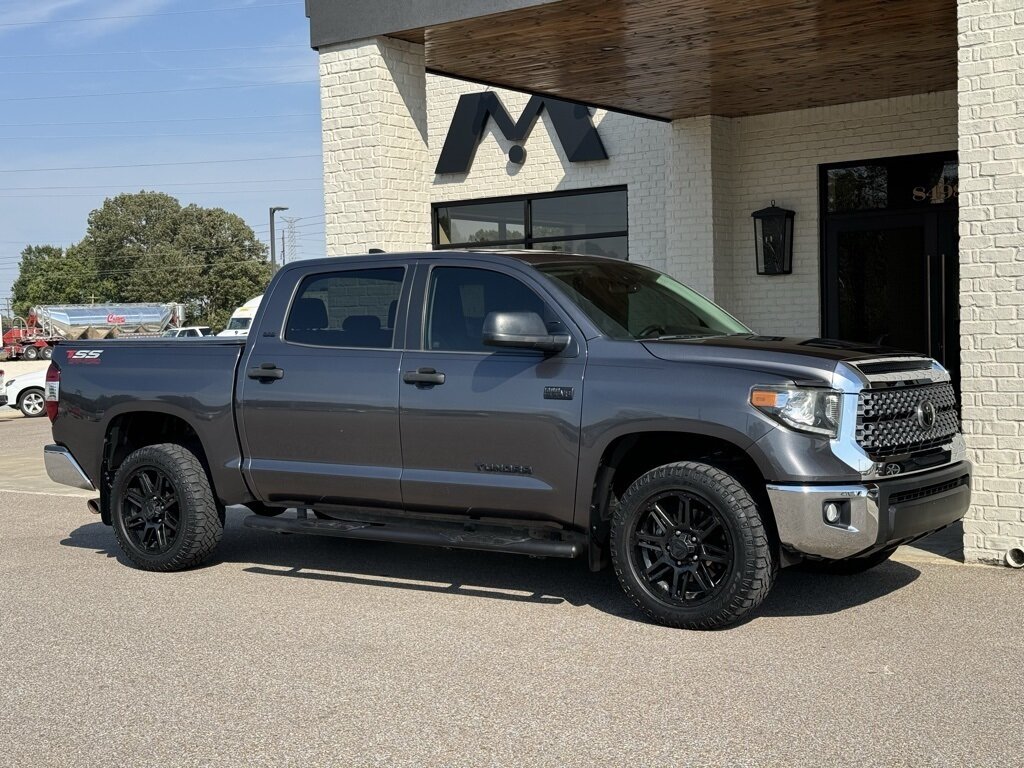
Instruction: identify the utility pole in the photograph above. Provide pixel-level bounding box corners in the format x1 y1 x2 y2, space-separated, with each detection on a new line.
269 206 289 273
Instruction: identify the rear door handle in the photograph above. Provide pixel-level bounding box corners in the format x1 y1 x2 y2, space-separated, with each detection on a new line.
403 367 445 386
247 363 285 381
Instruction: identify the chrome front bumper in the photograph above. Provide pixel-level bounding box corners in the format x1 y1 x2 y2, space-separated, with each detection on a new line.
767 461 972 560
44 445 95 491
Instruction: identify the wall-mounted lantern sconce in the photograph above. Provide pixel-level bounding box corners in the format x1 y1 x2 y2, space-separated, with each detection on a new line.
752 201 795 276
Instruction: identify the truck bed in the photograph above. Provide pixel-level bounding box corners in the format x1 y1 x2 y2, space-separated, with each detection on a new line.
50 337 248 506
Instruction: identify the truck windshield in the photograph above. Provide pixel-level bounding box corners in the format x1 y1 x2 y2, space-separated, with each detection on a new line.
226 317 251 331
536 261 751 341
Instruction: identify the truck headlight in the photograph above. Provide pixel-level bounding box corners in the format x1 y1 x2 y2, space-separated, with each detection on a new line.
750 386 842 438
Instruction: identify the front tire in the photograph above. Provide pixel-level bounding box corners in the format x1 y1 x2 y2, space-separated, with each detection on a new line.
18 388 46 418
611 462 775 630
22 345 38 361
111 443 223 571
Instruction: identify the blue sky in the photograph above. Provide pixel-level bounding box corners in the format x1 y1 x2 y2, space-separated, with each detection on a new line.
0 0 324 309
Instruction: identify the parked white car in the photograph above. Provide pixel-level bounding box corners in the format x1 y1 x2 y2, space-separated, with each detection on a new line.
5 369 46 417
162 326 212 338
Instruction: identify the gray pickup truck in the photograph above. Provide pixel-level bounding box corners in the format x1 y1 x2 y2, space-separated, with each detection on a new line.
44 251 971 629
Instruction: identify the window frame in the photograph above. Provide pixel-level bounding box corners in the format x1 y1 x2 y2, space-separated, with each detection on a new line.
281 264 409 352
431 185 628 258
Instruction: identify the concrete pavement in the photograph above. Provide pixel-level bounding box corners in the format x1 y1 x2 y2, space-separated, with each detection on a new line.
1 418 1020 767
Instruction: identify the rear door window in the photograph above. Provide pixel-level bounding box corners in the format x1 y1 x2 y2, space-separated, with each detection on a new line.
286 268 405 349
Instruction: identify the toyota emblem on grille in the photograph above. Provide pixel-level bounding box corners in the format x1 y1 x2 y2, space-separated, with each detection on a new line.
916 399 937 429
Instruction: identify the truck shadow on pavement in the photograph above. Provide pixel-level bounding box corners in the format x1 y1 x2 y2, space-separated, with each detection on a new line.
61 508 921 628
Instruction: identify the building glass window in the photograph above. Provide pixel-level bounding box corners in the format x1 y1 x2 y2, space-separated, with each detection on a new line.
826 154 958 213
433 186 627 259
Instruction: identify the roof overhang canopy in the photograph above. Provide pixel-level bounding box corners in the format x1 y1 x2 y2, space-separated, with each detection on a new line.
307 0 957 120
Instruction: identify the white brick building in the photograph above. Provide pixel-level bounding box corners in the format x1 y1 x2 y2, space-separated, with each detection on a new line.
307 0 1023 566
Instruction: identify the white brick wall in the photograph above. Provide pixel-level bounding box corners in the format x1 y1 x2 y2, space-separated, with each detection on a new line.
664 115 717 297
957 0 1024 564
720 92 958 334
320 38 430 254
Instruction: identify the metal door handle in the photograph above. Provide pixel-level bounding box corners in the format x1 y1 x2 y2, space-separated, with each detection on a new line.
248 363 284 381
403 367 445 386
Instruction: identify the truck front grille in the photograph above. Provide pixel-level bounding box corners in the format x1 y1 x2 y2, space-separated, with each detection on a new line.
856 382 959 459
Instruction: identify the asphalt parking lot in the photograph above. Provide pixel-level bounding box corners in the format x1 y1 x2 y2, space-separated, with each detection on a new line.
1 414 1020 767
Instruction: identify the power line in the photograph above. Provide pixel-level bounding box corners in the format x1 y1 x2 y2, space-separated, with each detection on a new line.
0 188 321 199
0 44 306 59
0 113 318 127
0 79 316 102
0 129 317 139
3 64 314 75
0 2 304 28
0 244 279 267
0 154 319 173
0 177 320 191
252 215 324 233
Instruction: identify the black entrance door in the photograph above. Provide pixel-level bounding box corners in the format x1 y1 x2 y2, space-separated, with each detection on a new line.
821 153 959 388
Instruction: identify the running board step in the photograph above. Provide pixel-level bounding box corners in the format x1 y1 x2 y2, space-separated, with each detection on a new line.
243 513 584 558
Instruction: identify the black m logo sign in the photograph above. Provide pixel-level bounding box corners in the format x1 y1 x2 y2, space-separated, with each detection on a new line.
435 92 609 175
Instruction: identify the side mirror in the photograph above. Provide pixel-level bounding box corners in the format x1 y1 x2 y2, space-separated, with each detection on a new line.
482 312 570 354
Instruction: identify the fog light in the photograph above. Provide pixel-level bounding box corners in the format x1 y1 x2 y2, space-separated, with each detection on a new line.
824 502 841 524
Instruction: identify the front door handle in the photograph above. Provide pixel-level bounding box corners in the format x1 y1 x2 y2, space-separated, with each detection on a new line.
247 363 285 381
403 367 445 386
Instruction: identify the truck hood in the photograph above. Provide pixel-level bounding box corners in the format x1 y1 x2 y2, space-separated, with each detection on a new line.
641 334 917 384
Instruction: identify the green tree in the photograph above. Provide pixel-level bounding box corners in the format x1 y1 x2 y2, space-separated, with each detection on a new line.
175 204 270 328
10 245 94 317
19 192 273 329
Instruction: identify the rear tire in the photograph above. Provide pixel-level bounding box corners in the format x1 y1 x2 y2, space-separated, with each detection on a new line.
797 547 896 575
111 443 223 571
39 346 53 360
17 388 45 418
22 346 38 361
611 461 776 630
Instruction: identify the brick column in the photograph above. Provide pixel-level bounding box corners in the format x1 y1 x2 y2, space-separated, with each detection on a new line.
957 0 1024 564
319 37 430 254
665 116 734 302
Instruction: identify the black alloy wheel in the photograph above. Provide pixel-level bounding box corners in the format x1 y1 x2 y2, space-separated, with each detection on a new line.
611 461 775 629
111 443 223 571
630 489 734 606
120 466 183 556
